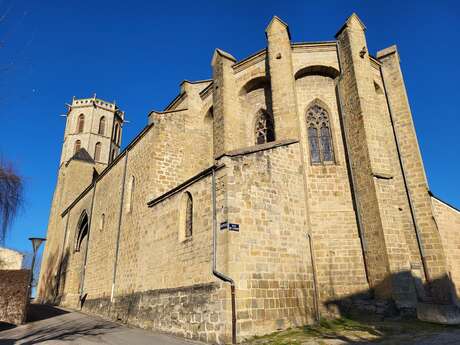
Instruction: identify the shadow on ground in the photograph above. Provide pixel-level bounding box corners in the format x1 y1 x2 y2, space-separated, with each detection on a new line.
0 304 118 345
0 322 16 332
27 303 69 322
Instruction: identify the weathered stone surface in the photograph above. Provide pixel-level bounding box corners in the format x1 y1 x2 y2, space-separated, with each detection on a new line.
0 269 30 325
0 247 23 269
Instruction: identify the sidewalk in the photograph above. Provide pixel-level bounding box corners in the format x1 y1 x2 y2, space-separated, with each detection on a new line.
0 304 203 345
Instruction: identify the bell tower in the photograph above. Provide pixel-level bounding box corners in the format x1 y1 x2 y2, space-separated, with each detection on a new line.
60 95 124 167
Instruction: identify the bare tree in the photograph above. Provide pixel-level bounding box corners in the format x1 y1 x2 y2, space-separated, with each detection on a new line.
0 159 23 244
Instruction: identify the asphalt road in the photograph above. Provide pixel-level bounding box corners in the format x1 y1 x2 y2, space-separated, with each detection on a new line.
0 304 203 345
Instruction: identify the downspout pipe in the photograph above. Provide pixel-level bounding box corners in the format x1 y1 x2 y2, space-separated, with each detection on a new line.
292 102 321 321
211 167 236 345
55 211 71 300
79 177 98 305
111 151 129 303
379 65 429 284
306 233 320 321
335 41 371 285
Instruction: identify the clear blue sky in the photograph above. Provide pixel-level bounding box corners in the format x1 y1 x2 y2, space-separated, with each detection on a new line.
1 1 459 262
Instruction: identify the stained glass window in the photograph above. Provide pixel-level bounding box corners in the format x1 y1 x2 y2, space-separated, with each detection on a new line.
306 104 334 163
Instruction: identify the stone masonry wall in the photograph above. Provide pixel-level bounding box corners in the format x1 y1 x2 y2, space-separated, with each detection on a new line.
79 157 125 303
221 142 316 339
59 190 94 308
37 159 97 303
371 67 423 272
0 248 23 269
337 15 418 308
431 197 460 304
0 269 29 325
51 108 230 342
295 72 369 306
377 45 451 304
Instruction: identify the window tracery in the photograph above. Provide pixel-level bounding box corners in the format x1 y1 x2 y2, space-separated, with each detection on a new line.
255 110 274 145
306 104 334 163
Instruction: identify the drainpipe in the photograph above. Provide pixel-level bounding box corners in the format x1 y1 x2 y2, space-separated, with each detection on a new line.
335 41 371 284
111 152 129 302
55 210 71 300
379 66 429 284
79 178 98 305
211 167 236 345
306 233 320 321
281 49 321 322
294 120 321 322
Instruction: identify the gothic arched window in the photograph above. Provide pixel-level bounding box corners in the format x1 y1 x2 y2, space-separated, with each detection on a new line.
98 117 106 135
75 210 89 252
255 110 275 145
94 142 102 161
77 114 85 133
74 140 81 154
306 104 334 164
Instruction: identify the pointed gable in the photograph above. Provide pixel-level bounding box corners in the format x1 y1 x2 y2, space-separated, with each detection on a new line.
265 16 291 40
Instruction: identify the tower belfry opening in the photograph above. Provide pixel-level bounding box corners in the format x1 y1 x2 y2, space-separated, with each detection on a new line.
61 96 124 167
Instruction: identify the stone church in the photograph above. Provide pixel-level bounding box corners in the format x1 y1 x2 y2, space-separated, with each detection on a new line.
37 13 460 344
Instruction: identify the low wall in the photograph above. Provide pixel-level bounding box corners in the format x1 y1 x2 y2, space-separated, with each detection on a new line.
432 197 460 303
81 282 228 343
0 247 24 269
0 269 30 325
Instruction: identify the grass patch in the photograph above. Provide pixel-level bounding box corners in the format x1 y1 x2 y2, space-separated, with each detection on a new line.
245 317 460 344
303 317 382 337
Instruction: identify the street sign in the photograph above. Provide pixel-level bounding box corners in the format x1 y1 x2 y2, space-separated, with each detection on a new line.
219 221 240 232
228 223 239 232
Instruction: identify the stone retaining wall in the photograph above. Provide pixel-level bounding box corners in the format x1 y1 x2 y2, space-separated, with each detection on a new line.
0 269 30 325
82 282 226 343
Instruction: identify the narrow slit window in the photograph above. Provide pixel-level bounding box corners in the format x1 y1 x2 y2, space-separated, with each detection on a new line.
74 140 81 154
100 213 105 231
77 114 85 133
185 194 193 238
113 123 120 145
94 142 102 161
179 192 193 242
98 117 106 135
